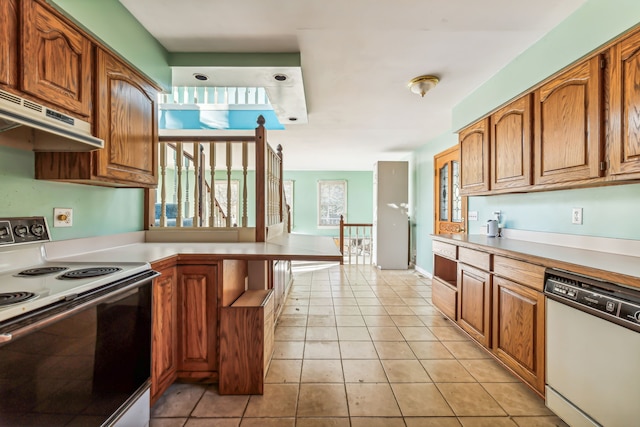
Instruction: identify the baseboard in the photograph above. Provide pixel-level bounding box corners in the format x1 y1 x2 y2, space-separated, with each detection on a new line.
414 265 432 279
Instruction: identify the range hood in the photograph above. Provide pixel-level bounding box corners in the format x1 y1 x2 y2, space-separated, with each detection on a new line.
0 89 103 152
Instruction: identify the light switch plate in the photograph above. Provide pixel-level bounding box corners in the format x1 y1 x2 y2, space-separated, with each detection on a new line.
468 211 478 221
572 208 583 225
53 208 73 227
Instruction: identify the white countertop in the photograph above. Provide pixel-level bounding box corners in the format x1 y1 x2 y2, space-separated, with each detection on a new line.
46 233 343 265
433 234 640 288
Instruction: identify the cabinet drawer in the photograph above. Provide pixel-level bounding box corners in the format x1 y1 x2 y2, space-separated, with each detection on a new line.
433 241 457 259
458 247 491 271
432 277 457 320
493 256 545 291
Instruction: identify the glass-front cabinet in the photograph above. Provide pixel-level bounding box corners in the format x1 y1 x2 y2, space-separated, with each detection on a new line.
434 145 466 234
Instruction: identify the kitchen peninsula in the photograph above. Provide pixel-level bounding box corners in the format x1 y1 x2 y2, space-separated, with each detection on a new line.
42 231 342 403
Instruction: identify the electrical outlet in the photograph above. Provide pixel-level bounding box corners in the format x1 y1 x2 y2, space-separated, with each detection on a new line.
572 207 583 225
468 211 478 221
53 208 73 227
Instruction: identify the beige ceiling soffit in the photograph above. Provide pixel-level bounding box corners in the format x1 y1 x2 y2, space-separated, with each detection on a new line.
168 52 301 67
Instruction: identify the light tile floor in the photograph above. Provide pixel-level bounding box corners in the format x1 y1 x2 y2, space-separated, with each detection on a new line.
151 263 568 427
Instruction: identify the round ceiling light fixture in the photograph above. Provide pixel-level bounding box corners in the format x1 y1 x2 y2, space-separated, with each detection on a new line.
408 75 439 97
193 73 209 81
273 74 288 82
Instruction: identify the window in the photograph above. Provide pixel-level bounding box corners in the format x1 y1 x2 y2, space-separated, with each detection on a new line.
317 180 347 227
283 180 294 228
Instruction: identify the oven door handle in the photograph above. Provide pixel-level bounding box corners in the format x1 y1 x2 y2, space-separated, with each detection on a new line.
0 270 159 343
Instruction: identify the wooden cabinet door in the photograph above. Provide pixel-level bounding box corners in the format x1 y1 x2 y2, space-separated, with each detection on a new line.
0 0 18 89
434 145 467 234
95 49 158 187
177 263 218 378
21 0 92 118
534 56 603 185
35 50 159 187
459 118 490 195
151 265 178 404
219 290 274 395
492 276 545 394
457 263 491 347
432 277 458 320
609 29 640 177
491 95 533 190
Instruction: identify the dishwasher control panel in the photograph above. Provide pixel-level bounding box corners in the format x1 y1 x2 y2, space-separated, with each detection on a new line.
544 269 640 332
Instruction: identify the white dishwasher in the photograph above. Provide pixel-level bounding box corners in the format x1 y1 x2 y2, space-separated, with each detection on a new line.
544 269 640 427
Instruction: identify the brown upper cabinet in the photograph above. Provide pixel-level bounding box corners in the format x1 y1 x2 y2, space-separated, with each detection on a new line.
35 49 159 187
459 117 490 195
490 94 533 191
608 28 640 178
0 0 19 90
94 49 158 186
21 0 93 119
533 56 604 185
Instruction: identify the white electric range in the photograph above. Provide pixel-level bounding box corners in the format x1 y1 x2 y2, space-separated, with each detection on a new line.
0 216 156 427
0 217 150 323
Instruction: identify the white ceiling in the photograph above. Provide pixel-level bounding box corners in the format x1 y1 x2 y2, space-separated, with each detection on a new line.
119 0 586 171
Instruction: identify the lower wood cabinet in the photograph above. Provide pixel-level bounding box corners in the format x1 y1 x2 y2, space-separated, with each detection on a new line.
457 262 492 347
219 290 274 394
151 264 178 405
177 263 218 380
432 277 457 320
492 276 545 394
432 253 458 320
432 239 548 397
151 266 178 404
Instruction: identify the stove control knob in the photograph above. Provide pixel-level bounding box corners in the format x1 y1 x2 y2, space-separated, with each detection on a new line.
31 223 45 237
634 311 640 322
14 225 29 238
0 226 9 237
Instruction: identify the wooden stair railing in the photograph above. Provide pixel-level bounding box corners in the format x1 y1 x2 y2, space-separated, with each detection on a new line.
158 142 227 227
155 116 288 242
339 215 374 265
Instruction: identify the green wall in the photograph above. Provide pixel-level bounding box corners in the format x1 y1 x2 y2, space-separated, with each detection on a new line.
468 184 640 239
0 146 144 240
413 0 640 274
284 171 373 236
411 133 458 274
50 0 171 91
